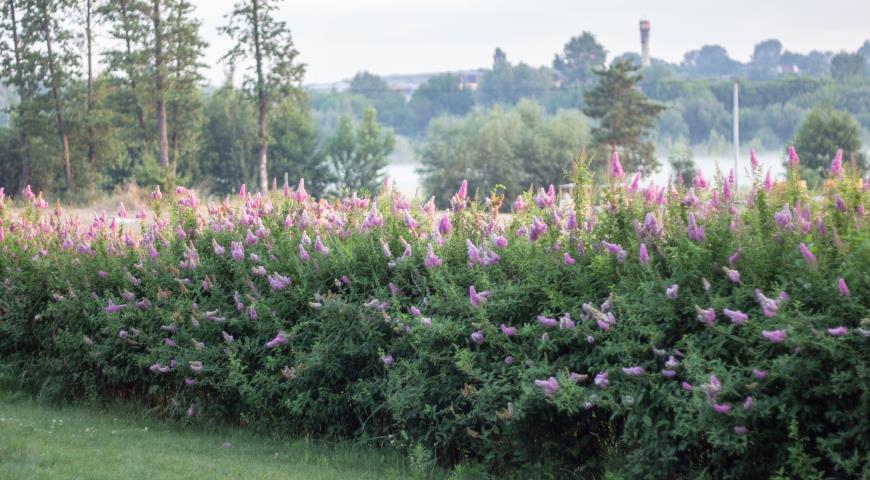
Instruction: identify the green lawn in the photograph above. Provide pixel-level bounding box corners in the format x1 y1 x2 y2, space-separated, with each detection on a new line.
0 391 446 480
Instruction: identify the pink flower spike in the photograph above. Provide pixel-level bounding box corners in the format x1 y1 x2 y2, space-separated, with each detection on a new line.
830 149 844 177
788 146 800 169
534 377 560 397
799 242 816 265
424 243 443 268
381 354 394 367
764 169 774 192
639 243 650 266
500 324 518 337
837 277 850 296
723 309 748 325
622 366 645 376
469 285 492 307
827 326 848 337
762 330 787 343
611 149 624 178
457 179 468 201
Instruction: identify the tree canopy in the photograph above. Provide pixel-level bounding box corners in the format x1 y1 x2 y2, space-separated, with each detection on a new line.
552 32 606 85
790 107 865 178
583 59 665 174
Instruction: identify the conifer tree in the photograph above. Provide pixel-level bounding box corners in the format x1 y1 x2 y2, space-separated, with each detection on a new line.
221 0 305 192
583 59 665 174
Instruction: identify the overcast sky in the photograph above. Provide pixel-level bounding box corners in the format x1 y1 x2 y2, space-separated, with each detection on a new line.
191 0 870 85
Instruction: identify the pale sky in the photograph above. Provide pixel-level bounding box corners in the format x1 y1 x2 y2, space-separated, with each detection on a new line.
191 0 870 85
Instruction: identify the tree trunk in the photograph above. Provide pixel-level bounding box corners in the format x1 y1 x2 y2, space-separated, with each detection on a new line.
86 0 96 166
153 0 169 170
258 101 268 193
170 99 179 179
252 0 268 193
17 132 30 193
6 0 31 193
40 0 73 191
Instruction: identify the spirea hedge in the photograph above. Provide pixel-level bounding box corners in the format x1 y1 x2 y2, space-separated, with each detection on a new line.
1 148 869 478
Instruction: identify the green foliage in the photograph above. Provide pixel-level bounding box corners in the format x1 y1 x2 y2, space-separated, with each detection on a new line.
326 107 395 193
408 74 474 134
790 107 866 176
667 138 696 180
830 52 866 80
349 71 413 134
680 45 741 78
478 49 553 106
552 32 607 85
417 100 589 205
584 59 665 174
4 146 870 477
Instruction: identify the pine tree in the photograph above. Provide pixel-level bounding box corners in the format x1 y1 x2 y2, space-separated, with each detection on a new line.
26 0 78 191
220 0 305 193
98 0 150 152
98 0 205 183
149 0 169 170
84 0 95 166
583 59 665 174
0 0 35 192
164 0 205 181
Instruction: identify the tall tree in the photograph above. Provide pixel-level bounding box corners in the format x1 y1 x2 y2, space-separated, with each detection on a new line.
681 45 740 78
28 0 77 191
749 39 783 79
830 52 866 80
198 76 256 194
583 59 665 174
790 107 865 177
479 48 554 106
84 0 95 166
751 39 783 67
221 0 305 193
164 0 205 179
552 32 607 85
326 107 394 193
0 0 35 191
150 0 169 170
98 0 149 149
408 73 473 133
348 71 412 133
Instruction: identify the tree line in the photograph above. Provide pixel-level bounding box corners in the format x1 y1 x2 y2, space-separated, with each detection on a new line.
2 6 868 200
0 0 394 198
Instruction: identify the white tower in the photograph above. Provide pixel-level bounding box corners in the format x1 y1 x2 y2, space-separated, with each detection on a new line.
639 20 651 67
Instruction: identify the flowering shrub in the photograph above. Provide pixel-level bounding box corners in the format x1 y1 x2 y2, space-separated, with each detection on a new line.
1 151 869 478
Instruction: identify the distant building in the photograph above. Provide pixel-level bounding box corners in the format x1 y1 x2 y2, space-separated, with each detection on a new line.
458 70 484 90
779 64 800 74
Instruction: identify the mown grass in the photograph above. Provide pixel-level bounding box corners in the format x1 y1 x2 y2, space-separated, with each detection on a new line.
0 390 448 480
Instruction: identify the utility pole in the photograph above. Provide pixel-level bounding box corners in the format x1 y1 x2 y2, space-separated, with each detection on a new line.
732 78 739 192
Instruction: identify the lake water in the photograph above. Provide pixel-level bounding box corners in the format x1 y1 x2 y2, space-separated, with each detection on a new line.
384 150 787 198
